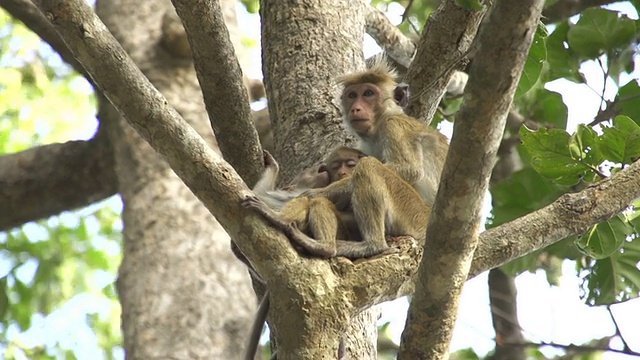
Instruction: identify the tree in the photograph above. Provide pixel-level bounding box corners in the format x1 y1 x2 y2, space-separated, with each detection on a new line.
1 0 639 359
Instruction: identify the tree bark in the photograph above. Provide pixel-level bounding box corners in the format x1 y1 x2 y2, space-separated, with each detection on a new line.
90 1 254 358
399 1 544 358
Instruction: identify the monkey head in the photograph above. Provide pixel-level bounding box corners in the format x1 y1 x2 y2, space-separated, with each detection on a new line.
319 146 368 182
338 57 403 137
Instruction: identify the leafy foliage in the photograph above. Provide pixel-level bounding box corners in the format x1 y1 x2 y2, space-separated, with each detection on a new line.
490 5 640 308
0 10 122 359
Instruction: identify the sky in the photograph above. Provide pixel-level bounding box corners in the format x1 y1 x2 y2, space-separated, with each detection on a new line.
2 1 640 359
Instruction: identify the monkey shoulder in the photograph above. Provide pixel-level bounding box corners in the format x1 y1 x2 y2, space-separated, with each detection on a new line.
383 114 429 142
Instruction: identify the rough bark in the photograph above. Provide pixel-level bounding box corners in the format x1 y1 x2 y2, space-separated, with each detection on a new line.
32 0 256 358
171 0 263 186
0 124 115 230
405 0 483 122
399 1 544 358
260 2 380 357
260 0 365 183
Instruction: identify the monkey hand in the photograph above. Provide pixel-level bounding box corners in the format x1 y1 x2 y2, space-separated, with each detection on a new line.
262 150 278 168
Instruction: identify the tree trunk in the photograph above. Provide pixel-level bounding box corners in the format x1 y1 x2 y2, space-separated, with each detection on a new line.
94 1 255 358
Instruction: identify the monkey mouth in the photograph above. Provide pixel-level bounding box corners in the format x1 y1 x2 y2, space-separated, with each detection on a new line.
350 118 368 123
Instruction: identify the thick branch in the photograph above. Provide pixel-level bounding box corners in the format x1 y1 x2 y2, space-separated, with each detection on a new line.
399 1 544 358
0 0 86 76
0 127 115 230
405 0 483 122
326 158 640 313
31 0 295 279
171 0 262 186
542 0 622 24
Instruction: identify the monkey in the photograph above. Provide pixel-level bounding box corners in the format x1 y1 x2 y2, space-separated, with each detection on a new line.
249 146 368 257
281 57 448 259
241 146 367 360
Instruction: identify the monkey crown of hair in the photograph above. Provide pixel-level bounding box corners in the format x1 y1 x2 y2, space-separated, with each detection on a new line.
337 55 398 88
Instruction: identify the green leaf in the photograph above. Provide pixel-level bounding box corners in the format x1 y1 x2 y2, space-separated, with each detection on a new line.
516 23 547 97
617 80 640 124
0 277 8 320
599 115 640 164
519 126 590 185
529 89 568 129
491 167 565 226
572 124 603 167
567 8 637 59
546 21 582 82
580 237 640 305
576 215 631 259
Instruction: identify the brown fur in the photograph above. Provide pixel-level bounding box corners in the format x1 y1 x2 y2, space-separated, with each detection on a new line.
298 59 447 258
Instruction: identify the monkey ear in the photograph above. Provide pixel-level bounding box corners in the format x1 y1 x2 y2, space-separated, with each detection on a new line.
394 83 410 108
318 164 328 173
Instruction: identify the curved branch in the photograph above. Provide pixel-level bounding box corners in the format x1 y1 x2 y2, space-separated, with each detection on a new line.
31 0 296 277
170 0 263 186
0 124 116 230
364 4 416 68
0 0 86 76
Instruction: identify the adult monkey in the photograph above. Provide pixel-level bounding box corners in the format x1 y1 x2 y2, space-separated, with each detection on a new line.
291 58 448 258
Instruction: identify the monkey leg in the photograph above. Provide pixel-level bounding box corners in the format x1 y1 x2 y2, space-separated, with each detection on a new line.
243 195 338 258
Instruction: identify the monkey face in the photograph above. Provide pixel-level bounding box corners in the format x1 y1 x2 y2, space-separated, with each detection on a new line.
342 83 382 136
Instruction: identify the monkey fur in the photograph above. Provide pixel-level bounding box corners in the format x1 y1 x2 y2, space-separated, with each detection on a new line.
294 57 445 258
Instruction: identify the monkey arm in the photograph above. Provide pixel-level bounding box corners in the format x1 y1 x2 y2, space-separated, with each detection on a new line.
300 177 352 210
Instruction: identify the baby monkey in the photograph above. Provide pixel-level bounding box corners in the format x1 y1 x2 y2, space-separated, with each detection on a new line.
246 146 367 257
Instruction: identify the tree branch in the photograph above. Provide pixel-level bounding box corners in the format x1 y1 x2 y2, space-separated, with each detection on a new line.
363 3 469 96
0 0 86 76
0 124 116 230
399 1 544 358
472 159 640 276
542 0 623 24
405 0 484 122
31 0 295 279
170 0 263 186
364 3 416 68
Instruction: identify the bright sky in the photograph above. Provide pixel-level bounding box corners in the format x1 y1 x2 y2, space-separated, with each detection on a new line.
2 1 639 359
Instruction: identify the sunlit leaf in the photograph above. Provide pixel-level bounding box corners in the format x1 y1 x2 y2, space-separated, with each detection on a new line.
580 237 640 305
567 8 637 59
617 80 640 124
520 126 590 185
599 115 640 164
516 23 548 97
576 215 631 259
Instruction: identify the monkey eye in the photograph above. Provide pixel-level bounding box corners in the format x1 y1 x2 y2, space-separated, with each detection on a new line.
347 91 357 99
363 89 375 96
347 160 357 167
